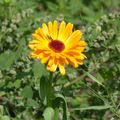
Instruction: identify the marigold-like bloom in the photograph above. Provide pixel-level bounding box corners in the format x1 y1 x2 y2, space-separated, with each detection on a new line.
29 21 86 75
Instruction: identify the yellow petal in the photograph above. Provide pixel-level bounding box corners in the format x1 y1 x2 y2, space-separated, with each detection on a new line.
38 53 44 59
66 55 78 68
47 57 54 67
35 28 49 41
42 23 49 36
78 40 86 47
65 30 82 49
52 20 58 39
59 55 69 65
74 54 87 60
31 50 43 58
29 40 49 50
67 40 86 52
65 49 80 56
66 30 82 43
47 62 57 72
28 40 39 49
62 23 73 41
78 61 83 65
58 64 65 75
32 34 42 41
75 47 85 52
41 56 49 64
58 21 66 41
31 52 38 58
51 64 57 72
48 21 53 39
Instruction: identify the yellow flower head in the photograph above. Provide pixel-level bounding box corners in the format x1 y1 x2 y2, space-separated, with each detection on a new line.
29 20 86 75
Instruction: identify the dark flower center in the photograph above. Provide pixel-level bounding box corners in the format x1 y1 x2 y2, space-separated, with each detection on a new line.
48 40 65 53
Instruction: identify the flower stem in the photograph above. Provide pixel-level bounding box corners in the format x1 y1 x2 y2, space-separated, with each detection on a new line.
47 72 53 106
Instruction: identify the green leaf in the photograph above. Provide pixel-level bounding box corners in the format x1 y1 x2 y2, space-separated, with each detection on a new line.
0 116 10 120
47 2 58 12
39 76 47 105
84 70 104 86
53 94 67 120
43 107 55 120
0 105 4 115
0 40 25 70
14 79 21 89
0 51 15 70
15 39 25 60
21 86 33 98
0 91 6 96
33 60 48 80
27 98 39 108
96 72 104 83
72 105 112 111
4 0 11 4
53 108 59 120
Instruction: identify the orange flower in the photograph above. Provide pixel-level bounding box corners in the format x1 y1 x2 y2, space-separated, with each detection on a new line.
29 21 86 75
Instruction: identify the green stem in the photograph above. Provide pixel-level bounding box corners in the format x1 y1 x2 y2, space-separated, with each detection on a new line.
47 72 53 106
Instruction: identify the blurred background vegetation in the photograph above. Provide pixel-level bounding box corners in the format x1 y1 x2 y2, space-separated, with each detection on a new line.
0 0 120 120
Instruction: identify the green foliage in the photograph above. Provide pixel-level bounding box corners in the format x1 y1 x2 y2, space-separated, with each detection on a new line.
43 107 55 120
0 0 120 120
53 94 67 120
21 86 33 98
33 60 48 80
39 76 48 105
0 51 15 70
